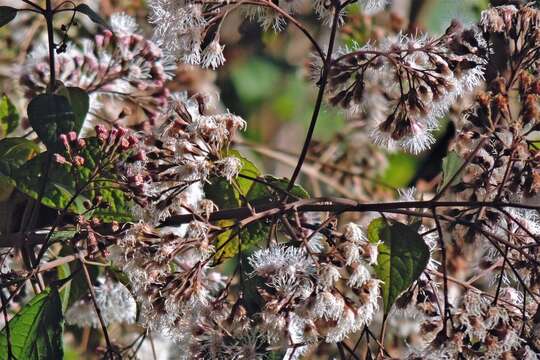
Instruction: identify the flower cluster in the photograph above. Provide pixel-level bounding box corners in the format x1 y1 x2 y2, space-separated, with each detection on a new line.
109 222 234 358
20 13 174 131
65 277 136 328
325 23 487 153
249 223 381 358
110 218 382 358
408 289 538 359
148 0 388 69
118 92 246 224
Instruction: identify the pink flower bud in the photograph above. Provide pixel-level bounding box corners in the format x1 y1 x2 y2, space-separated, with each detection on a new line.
59 134 69 148
95 125 108 141
103 30 112 39
77 138 86 148
128 135 139 146
110 128 118 139
68 131 77 142
120 137 130 150
117 127 128 137
73 155 85 167
136 81 148 91
53 153 67 164
134 149 146 161
95 34 104 48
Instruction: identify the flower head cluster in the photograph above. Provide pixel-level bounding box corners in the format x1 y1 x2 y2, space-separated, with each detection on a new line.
65 277 136 328
408 289 538 359
109 222 242 358
118 92 245 224
326 24 487 153
246 222 381 356
148 0 388 69
21 13 174 131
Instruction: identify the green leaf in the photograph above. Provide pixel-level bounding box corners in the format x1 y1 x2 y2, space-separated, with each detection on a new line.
367 217 386 244
0 7 17 28
27 94 77 150
205 177 240 210
227 149 261 197
75 4 111 29
66 263 99 309
371 219 430 314
0 288 64 360
205 152 309 263
13 152 90 213
0 137 40 179
245 176 309 205
57 87 89 128
12 138 134 222
0 95 19 137
205 151 262 209
439 151 464 190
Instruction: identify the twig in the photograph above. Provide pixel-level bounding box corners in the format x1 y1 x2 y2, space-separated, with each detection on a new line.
287 1 341 191
78 255 117 358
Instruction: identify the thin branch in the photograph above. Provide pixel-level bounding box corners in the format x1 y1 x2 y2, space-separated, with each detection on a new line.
286 1 341 191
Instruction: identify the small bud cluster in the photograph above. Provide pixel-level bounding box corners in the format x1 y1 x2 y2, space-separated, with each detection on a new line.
118 92 246 224
325 23 487 153
54 131 87 168
21 13 174 130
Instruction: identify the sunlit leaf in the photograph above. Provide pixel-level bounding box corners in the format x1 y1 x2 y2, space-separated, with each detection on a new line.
227 149 261 197
0 95 19 137
0 137 40 179
0 288 64 360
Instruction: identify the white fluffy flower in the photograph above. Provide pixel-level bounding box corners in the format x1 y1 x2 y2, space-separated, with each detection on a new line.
343 223 367 244
348 263 371 288
249 245 315 280
65 278 136 328
359 0 387 15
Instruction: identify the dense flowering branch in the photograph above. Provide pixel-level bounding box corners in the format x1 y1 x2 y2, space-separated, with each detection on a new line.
2 1 540 359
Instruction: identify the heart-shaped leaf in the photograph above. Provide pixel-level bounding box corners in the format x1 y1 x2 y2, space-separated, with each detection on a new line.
57 87 89 128
370 218 430 314
27 94 77 150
